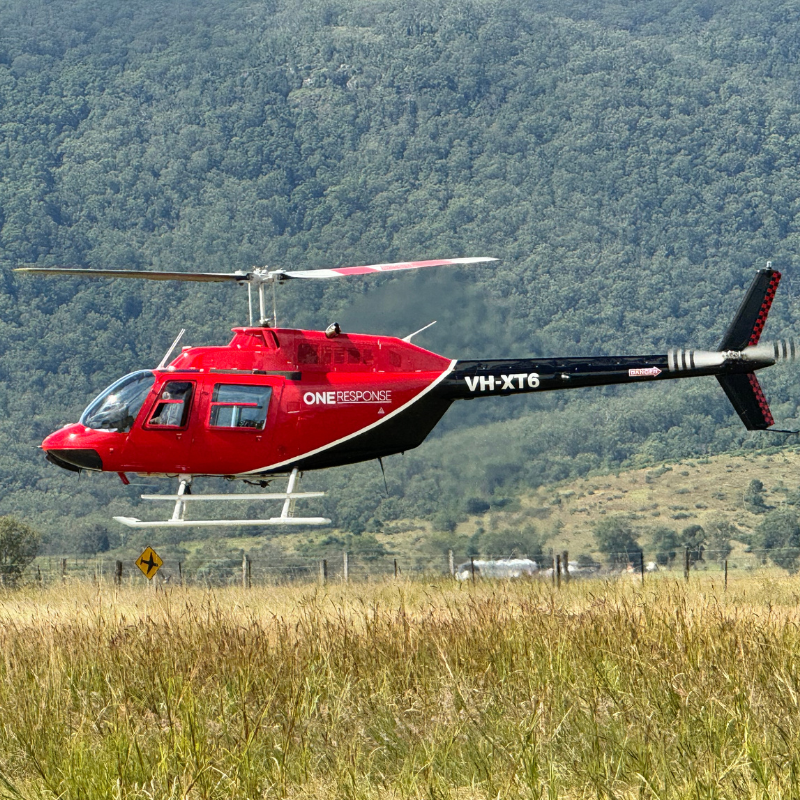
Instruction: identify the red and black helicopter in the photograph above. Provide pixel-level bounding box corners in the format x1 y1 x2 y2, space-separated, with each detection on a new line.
14 260 796 528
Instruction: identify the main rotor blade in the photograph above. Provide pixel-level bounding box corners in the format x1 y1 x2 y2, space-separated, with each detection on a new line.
14 256 498 283
282 256 498 279
13 267 249 282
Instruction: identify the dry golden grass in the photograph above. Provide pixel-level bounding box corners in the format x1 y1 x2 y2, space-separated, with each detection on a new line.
2 576 800 798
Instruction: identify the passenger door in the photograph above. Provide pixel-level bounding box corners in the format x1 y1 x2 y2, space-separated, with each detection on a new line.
191 379 279 475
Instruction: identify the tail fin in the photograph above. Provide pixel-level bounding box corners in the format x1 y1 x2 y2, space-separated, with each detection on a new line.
718 267 781 351
716 267 781 430
717 373 774 430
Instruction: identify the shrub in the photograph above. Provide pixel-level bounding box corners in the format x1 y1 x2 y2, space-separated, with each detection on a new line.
744 479 769 514
704 519 736 564
477 524 544 558
681 525 706 566
0 517 41 585
651 526 680 566
594 517 642 569
754 509 800 573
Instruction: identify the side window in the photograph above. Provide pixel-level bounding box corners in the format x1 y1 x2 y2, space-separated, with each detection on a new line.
148 381 194 428
209 384 272 430
297 343 319 365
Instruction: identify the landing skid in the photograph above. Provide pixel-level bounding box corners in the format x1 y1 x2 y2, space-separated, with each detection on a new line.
114 468 330 528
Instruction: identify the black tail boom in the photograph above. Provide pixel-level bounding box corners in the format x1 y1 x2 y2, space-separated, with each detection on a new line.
443 348 775 401
442 268 793 431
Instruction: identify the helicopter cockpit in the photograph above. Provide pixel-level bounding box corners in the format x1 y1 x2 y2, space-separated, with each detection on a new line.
80 371 155 432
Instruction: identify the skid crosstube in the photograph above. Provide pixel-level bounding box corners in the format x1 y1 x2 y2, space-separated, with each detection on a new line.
114 468 331 528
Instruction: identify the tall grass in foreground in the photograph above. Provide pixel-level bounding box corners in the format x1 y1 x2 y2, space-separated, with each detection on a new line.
1 577 800 799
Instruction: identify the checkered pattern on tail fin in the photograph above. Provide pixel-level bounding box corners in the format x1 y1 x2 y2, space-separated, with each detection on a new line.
718 268 781 351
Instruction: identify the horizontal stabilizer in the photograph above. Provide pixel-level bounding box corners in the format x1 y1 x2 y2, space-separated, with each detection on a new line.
717 373 774 430
719 268 781 351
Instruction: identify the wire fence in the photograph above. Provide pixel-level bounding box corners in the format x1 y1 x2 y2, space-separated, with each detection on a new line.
5 546 800 588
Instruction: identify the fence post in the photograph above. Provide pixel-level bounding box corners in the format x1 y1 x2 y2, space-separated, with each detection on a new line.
178 562 183 586
724 559 728 592
319 559 327 585
61 558 67 583
556 554 561 589
640 553 645 583
393 559 398 579
242 553 248 589
552 554 556 586
115 560 123 586
448 549 455 578
37 565 42 585
684 547 690 582
562 550 570 583
248 556 252 588
470 556 476 584
343 550 349 584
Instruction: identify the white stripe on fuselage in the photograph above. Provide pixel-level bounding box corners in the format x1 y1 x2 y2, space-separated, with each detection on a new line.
242 359 458 474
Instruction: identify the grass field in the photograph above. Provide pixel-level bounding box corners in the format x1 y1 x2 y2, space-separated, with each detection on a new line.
2 576 800 798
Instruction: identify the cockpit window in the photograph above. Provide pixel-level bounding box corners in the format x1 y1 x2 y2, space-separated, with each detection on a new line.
80 371 155 432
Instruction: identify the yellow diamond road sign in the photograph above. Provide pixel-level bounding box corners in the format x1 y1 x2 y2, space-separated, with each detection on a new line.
136 546 163 580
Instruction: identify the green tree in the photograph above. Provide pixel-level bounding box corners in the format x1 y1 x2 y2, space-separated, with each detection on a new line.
594 517 641 569
681 525 706 566
744 480 769 515
477 524 545 558
755 509 800 573
76 523 115 556
705 519 737 565
651 526 680 566
0 517 40 584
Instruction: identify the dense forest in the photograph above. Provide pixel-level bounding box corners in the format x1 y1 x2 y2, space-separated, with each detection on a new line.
2 0 800 550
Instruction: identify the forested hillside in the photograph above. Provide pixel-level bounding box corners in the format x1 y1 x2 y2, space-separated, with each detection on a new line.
2 0 800 548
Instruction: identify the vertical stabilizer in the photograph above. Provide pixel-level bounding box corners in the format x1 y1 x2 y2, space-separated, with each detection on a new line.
718 267 781 351
716 267 781 430
717 373 774 430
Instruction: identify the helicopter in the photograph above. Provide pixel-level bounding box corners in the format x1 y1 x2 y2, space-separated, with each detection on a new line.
14 259 797 529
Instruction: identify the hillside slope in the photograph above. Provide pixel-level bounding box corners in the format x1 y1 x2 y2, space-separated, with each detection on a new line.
2 0 800 541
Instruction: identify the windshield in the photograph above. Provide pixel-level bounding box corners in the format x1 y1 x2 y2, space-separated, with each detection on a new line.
80 371 155 432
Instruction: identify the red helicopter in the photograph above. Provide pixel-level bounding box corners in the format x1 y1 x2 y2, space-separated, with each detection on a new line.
14 260 796 528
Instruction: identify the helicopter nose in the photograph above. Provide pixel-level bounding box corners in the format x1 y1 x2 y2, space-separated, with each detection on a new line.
42 424 105 472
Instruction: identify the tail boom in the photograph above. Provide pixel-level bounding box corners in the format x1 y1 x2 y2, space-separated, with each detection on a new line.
443 347 782 400
443 338 793 430
442 267 792 431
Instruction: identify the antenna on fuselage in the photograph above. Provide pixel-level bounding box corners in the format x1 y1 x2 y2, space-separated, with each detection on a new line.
157 328 186 369
403 320 437 342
